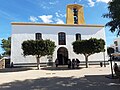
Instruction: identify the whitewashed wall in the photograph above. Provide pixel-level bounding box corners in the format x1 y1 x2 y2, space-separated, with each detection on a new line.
11 24 107 64
114 38 120 52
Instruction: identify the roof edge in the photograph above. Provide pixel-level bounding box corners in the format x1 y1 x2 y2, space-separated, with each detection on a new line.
11 22 104 27
67 4 83 7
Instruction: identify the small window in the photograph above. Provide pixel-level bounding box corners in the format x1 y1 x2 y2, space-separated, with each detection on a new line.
35 33 42 40
58 32 66 45
76 33 81 41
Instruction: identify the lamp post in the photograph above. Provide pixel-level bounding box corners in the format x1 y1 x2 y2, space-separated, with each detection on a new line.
102 49 106 67
110 55 114 78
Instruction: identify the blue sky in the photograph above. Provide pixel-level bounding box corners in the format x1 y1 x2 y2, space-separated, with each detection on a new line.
0 0 117 54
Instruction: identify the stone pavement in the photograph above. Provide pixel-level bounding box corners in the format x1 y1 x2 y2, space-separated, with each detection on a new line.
0 65 120 90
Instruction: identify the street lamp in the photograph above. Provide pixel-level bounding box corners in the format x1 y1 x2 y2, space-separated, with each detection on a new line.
103 49 106 67
109 54 114 78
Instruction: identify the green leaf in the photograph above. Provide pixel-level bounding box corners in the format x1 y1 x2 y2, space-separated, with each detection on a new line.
21 39 56 57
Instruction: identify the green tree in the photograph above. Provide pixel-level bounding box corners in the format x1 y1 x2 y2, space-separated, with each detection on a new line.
1 37 11 56
0 54 2 59
107 47 114 56
72 38 105 68
22 39 56 69
103 0 120 36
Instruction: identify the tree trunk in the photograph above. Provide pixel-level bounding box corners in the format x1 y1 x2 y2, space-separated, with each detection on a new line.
36 56 40 70
103 51 106 67
85 56 88 68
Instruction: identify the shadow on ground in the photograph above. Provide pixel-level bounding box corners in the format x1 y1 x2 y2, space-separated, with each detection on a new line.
41 66 83 71
0 75 120 90
0 67 33 73
0 66 84 73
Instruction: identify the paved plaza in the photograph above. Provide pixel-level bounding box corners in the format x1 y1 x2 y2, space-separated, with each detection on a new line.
0 65 120 90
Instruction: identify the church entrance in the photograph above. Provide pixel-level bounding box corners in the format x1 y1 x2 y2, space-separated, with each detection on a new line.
57 47 68 65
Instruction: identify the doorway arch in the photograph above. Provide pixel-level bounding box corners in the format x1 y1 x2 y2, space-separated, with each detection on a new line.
57 47 68 65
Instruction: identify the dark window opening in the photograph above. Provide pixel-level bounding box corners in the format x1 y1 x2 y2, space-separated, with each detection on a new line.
76 33 81 41
58 32 66 45
73 8 78 24
116 47 118 52
35 33 42 40
114 41 118 46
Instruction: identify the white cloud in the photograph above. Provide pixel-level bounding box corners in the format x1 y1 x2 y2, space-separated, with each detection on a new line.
0 38 4 41
60 13 66 18
49 2 55 5
87 0 111 7
55 12 66 18
88 0 95 7
29 16 38 22
38 15 53 23
55 12 60 17
29 15 65 24
56 19 64 24
40 4 50 9
49 1 58 5
96 0 111 3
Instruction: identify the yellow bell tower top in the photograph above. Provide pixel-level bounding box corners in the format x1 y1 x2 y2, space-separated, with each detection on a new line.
66 4 85 24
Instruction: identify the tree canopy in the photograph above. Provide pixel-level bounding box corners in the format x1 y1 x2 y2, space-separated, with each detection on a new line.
103 0 120 36
1 37 11 56
22 39 56 69
0 54 2 59
72 38 105 68
22 40 56 56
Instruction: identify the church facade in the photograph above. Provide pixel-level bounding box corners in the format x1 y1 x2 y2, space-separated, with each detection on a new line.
11 4 107 66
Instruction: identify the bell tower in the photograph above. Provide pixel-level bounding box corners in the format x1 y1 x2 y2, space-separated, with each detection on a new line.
66 4 85 24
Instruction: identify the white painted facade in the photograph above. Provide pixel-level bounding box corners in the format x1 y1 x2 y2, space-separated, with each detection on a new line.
110 38 120 52
11 23 107 65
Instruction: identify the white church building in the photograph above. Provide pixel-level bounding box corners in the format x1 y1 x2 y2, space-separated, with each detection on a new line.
11 4 107 66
